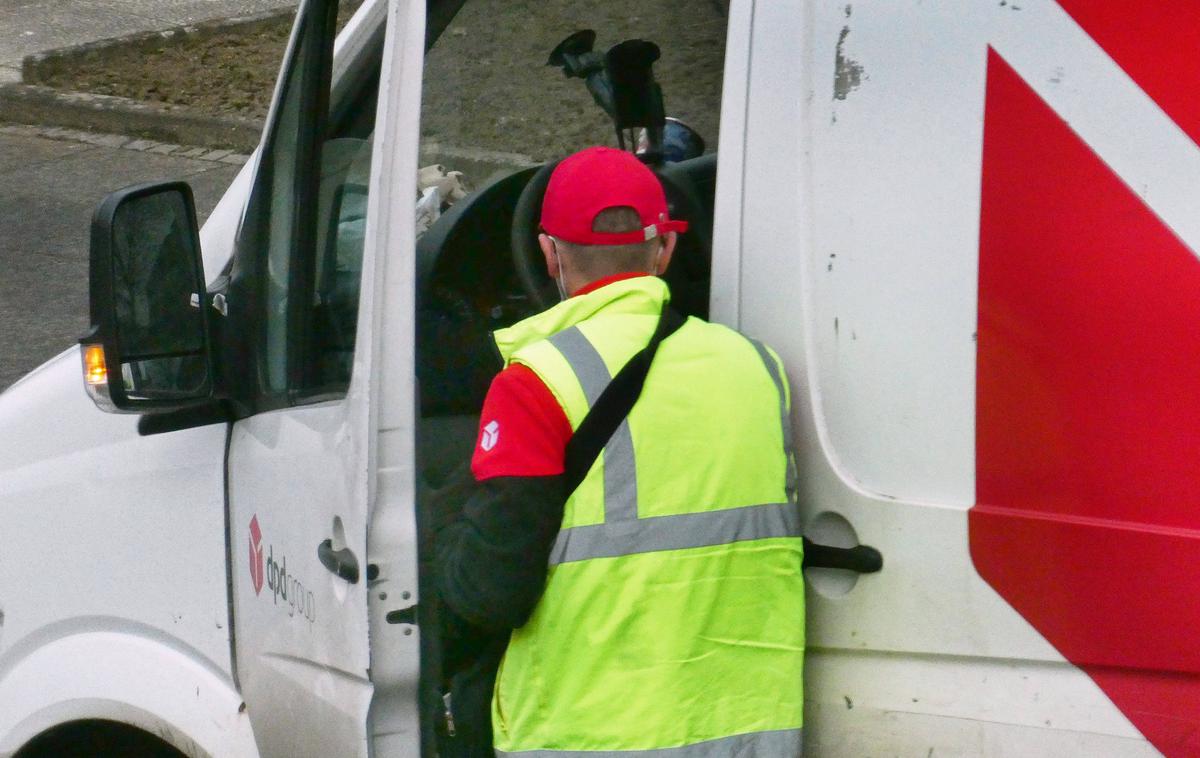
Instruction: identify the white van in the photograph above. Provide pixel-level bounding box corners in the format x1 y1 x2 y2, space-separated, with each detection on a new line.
0 0 1194 755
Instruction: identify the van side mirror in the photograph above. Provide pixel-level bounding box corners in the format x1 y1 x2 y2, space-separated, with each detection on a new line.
80 181 214 412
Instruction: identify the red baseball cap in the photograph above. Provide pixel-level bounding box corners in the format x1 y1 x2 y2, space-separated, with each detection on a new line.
540 146 689 245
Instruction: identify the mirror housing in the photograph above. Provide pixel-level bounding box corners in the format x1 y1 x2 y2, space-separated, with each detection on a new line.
80 181 215 413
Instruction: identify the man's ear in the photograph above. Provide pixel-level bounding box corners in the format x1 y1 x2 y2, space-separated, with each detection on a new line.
654 232 677 275
539 234 559 278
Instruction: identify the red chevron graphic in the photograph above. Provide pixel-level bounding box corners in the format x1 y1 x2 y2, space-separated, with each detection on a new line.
972 48 1200 757
1056 1 1200 147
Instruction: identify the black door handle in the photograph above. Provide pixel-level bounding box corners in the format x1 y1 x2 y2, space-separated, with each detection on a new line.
318 539 360 584
802 537 883 574
386 605 418 625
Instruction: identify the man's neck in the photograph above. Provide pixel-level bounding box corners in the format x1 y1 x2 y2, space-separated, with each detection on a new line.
571 271 652 298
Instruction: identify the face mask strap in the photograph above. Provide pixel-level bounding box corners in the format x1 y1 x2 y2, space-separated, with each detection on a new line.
550 237 569 301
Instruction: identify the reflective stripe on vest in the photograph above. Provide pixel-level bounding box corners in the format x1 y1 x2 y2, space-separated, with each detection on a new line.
546 325 802 566
748 338 800 504
495 727 803 758
547 326 638 522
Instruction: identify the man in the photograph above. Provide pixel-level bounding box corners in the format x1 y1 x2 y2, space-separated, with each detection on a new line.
436 146 805 756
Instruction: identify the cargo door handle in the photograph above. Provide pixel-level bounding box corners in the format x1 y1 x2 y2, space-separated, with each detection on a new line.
802 537 883 574
318 539 360 583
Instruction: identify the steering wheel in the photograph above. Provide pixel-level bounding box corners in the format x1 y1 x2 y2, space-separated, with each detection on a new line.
510 160 561 311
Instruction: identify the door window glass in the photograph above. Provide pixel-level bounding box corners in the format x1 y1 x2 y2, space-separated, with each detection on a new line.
231 0 378 407
261 23 307 393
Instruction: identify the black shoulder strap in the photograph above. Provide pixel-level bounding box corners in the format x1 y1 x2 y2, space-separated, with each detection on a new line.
562 307 686 494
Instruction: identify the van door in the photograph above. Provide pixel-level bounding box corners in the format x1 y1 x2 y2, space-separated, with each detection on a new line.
222 0 377 754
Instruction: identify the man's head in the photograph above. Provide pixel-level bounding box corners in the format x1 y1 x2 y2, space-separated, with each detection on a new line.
538 146 688 297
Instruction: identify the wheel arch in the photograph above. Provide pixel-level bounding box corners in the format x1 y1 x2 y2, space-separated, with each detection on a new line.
0 630 258 758
14 718 186 758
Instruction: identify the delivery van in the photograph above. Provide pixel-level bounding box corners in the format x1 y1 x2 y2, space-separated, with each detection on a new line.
1 0 1196 755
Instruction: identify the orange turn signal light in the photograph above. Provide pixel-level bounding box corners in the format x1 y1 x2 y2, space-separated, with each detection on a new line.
83 344 108 386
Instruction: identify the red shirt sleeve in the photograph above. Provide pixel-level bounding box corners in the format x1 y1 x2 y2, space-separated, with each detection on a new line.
471 363 573 481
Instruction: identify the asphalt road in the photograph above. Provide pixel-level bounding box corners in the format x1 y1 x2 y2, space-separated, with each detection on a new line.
0 129 240 390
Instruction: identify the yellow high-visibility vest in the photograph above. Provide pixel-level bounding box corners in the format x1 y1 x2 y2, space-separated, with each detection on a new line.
491 276 805 756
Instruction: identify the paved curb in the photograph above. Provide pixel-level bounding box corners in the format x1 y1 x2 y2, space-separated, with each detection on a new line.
0 122 252 166
0 83 263 152
20 8 294 79
0 9 291 152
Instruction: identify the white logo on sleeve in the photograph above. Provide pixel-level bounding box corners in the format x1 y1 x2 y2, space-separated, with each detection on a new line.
481 420 500 452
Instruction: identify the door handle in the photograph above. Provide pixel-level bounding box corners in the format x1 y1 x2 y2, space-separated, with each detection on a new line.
317 539 360 584
802 537 883 574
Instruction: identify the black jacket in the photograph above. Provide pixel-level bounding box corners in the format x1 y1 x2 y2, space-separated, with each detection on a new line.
431 469 567 756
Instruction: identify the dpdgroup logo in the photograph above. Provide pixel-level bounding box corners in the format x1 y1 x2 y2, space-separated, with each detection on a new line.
249 514 265 595
246 514 316 624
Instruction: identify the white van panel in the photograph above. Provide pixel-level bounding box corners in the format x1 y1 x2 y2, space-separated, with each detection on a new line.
803 2 984 506
0 631 256 758
711 0 1159 752
0 349 235 749
774 0 1200 509
805 650 1158 758
0 349 231 677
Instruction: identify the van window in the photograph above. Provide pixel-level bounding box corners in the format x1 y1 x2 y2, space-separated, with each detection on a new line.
258 18 311 395
230 0 379 406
